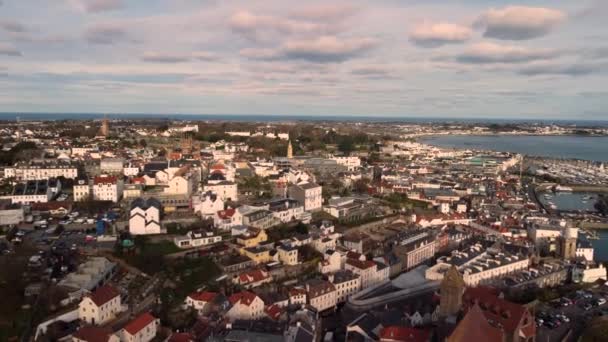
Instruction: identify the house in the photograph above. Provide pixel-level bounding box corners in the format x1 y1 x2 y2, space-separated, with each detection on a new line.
447 304 504 342
78 285 122 325
277 245 299 265
319 249 344 275
129 198 162 235
329 270 361 304
183 291 228 315
193 192 224 218
204 181 237 202
174 231 221 249
267 198 305 223
288 182 322 212
379 326 431 342
92 176 123 202
289 288 307 306
73 177 91 202
233 269 272 289
72 326 119 342
306 279 336 312
240 246 272 264
120 313 159 342
345 259 384 290
460 286 536 342
236 228 268 248
214 208 242 230
226 291 265 321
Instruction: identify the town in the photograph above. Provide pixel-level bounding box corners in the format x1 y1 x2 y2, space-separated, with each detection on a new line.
1 118 608 342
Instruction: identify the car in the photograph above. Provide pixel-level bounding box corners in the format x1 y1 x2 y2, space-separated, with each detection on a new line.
544 320 558 329
597 298 606 306
584 303 593 311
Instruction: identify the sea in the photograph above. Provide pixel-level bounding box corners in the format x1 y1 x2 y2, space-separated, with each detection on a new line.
421 135 608 162
1 112 608 126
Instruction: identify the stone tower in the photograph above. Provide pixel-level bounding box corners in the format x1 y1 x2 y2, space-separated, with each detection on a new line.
100 116 109 137
439 265 465 317
287 140 293 159
560 226 578 260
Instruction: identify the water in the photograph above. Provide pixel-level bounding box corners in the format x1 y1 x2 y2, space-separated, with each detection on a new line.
1 112 608 126
538 192 598 212
585 231 608 262
422 135 608 162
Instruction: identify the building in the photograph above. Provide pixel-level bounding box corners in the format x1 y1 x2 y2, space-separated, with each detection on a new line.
233 269 272 289
267 198 304 223
92 176 123 202
173 231 222 249
345 259 383 290
558 227 578 260
573 263 607 283
236 228 268 248
240 246 272 264
204 181 237 202
0 180 54 205
193 192 224 218
330 270 361 304
73 178 91 202
120 313 159 342
439 266 465 317
4 160 78 181
393 235 437 271
78 285 122 325
226 291 265 321
461 287 536 342
277 245 299 265
184 291 219 315
72 327 119 342
100 158 124 175
288 183 322 212
129 198 162 235
306 279 337 312
576 240 594 261
447 303 504 342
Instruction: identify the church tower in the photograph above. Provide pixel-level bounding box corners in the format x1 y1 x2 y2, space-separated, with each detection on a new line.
439 265 465 317
100 116 109 137
559 226 578 260
287 140 293 159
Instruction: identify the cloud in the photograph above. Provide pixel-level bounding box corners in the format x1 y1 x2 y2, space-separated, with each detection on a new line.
84 23 130 44
73 0 124 13
0 43 22 56
0 20 28 33
141 51 218 63
282 36 376 63
289 4 358 22
240 36 376 63
409 23 472 48
518 62 607 76
455 42 558 64
350 66 395 79
141 52 190 63
476 6 566 40
229 10 342 42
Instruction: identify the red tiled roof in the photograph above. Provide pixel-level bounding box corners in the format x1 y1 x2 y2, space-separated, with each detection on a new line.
346 258 376 270
217 208 235 219
88 285 120 307
448 303 503 342
123 312 157 336
94 176 117 185
73 326 114 342
265 304 282 321
380 326 431 342
168 333 193 342
463 286 528 334
229 291 258 306
188 291 217 303
289 288 307 297
132 177 145 184
238 269 270 284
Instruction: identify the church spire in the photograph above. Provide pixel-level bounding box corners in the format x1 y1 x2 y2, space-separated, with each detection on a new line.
287 139 293 159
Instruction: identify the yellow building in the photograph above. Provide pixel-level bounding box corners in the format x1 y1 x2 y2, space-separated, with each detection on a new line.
240 246 272 264
236 228 268 248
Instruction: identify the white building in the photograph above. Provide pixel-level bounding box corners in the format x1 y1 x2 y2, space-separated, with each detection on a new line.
288 182 322 212
574 263 607 283
329 270 361 303
306 279 336 312
345 259 384 290
193 192 224 218
119 313 159 342
92 176 123 202
129 198 162 235
78 285 122 325
174 231 222 249
226 291 265 321
330 156 361 171
4 162 78 181
277 245 299 266
184 291 219 315
100 158 124 175
73 178 91 202
204 181 238 202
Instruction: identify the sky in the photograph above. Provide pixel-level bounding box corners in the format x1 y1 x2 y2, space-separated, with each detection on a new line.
0 0 607 119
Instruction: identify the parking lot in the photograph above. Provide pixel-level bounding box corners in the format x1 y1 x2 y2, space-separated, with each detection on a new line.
536 287 608 341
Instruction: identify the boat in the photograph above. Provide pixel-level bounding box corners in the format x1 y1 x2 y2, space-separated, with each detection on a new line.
555 185 573 192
